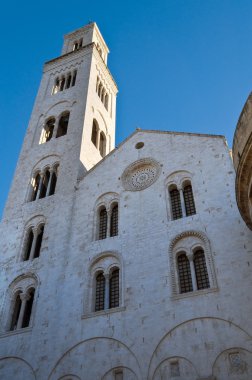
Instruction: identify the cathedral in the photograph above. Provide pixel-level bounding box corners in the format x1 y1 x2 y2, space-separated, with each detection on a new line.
1 22 252 380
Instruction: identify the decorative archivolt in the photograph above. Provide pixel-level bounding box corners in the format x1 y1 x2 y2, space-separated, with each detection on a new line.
169 230 217 297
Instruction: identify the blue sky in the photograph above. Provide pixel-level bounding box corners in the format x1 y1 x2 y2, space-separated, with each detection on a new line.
0 0 252 218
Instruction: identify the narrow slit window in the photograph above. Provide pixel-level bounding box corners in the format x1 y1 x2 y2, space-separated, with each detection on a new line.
44 118 55 142
183 184 196 216
99 208 107 239
21 288 35 328
109 268 119 308
95 273 105 311
177 254 193 293
193 250 210 290
31 173 41 201
66 74 72 89
39 170 50 199
110 204 118 237
60 77 65 91
49 170 57 196
170 188 183 220
99 132 106 157
91 120 98 147
72 70 77 87
10 293 22 331
23 229 34 261
33 226 44 259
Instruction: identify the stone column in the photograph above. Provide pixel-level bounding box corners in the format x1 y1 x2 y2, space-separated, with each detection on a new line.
17 293 30 329
36 172 44 200
96 128 100 149
107 209 111 238
187 253 197 291
104 274 110 309
179 187 186 217
46 168 54 197
52 116 60 138
29 229 38 260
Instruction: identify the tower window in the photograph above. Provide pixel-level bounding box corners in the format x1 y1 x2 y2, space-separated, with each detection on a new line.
72 70 77 87
43 118 55 142
52 70 77 95
39 169 50 199
30 173 41 201
29 164 59 202
23 229 34 261
66 74 72 89
99 132 106 157
21 288 35 328
22 223 45 261
56 112 69 138
96 76 109 111
91 120 98 147
9 288 35 331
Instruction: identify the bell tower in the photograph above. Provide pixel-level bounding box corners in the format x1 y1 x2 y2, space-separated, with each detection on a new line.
3 22 118 220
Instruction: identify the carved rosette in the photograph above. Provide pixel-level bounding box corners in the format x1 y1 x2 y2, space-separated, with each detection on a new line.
121 158 161 191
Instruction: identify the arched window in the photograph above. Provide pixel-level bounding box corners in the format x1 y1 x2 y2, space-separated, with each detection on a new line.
110 204 118 237
95 272 105 311
29 163 59 202
10 292 22 331
39 169 50 199
91 120 98 147
99 132 106 157
23 229 34 261
44 118 55 142
9 287 35 330
30 173 41 201
94 268 120 312
7 276 37 332
48 165 58 196
22 223 45 261
109 268 119 308
33 225 44 259
183 184 196 216
177 253 193 293
99 207 107 240
56 112 69 138
21 288 35 328
193 250 210 290
169 187 183 220
169 231 217 297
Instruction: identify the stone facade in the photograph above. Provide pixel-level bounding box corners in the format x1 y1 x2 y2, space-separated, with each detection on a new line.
1 23 252 380
233 92 252 229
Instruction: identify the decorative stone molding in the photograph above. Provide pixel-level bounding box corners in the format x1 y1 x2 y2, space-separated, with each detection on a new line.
169 230 218 297
121 158 161 191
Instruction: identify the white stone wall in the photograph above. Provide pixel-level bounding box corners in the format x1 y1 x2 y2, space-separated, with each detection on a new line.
1 130 252 380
